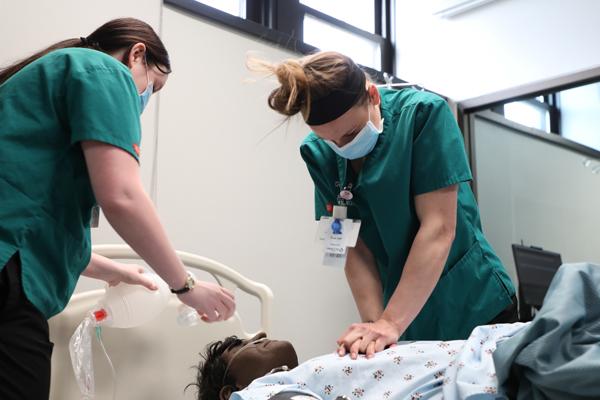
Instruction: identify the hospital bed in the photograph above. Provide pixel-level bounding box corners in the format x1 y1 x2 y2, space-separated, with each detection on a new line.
48 244 273 400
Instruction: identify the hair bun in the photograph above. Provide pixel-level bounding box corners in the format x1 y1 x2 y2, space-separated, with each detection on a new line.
268 59 310 117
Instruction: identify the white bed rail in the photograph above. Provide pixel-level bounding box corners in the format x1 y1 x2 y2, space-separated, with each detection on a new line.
92 244 274 335
49 244 274 400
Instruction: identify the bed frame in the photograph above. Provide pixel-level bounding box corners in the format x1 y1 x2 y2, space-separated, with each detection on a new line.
48 244 273 400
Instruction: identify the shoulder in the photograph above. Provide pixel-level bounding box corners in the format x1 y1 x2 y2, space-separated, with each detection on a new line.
380 87 448 116
299 132 334 165
36 49 134 92
300 131 322 152
42 48 131 76
45 49 137 97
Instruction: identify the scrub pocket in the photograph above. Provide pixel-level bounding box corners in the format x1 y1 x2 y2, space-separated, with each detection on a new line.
403 241 512 340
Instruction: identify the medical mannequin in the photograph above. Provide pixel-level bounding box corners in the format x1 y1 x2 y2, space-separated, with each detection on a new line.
192 263 600 400
190 326 526 400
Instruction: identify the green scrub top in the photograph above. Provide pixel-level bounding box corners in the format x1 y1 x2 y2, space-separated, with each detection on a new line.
0 48 141 318
300 88 515 340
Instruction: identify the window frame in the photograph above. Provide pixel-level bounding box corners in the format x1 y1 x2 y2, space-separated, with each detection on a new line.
491 95 561 136
458 68 600 163
164 0 395 74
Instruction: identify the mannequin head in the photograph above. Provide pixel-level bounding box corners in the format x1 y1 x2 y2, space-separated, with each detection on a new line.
191 332 299 400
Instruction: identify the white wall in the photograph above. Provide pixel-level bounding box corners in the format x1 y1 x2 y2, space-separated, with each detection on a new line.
157 6 357 360
1 1 358 361
394 0 600 101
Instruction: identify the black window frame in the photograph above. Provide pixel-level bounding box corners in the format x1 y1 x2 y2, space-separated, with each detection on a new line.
164 0 395 74
458 70 600 160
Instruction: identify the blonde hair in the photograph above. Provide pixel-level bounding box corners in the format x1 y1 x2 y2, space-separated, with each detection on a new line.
248 51 370 121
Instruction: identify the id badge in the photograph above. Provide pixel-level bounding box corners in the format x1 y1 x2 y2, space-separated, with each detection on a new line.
316 215 361 267
90 205 100 228
323 248 348 268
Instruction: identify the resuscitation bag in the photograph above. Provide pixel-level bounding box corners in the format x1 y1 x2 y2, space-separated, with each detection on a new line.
69 271 202 399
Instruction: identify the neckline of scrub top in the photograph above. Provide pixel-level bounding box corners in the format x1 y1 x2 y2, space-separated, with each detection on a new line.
334 102 391 192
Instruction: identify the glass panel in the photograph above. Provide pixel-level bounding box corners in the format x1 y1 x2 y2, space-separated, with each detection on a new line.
194 0 245 18
559 83 600 152
301 0 375 32
504 101 550 132
303 15 381 70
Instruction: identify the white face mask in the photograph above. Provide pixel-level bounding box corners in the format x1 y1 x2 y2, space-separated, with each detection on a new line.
325 109 384 160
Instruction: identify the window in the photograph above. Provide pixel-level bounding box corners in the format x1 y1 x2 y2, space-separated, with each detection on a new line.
193 0 245 18
300 0 375 32
303 15 381 70
166 0 394 74
300 0 390 71
484 81 600 154
558 83 600 152
503 100 551 133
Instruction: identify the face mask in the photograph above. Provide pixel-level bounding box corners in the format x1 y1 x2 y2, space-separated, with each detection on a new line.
138 58 153 114
325 109 384 160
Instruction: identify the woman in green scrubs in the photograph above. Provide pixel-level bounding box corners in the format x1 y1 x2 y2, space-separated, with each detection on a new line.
0 18 235 399
255 51 516 358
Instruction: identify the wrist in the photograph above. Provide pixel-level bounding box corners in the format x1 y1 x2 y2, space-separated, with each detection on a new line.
170 272 196 294
379 313 406 336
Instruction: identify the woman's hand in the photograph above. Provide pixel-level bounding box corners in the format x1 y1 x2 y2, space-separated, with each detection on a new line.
177 281 235 323
104 263 158 289
336 318 401 359
83 253 157 290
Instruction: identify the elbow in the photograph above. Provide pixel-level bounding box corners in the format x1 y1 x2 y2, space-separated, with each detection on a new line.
96 186 140 217
437 223 456 248
440 222 456 244
422 219 456 249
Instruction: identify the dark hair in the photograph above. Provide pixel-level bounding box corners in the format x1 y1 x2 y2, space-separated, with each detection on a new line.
247 51 370 122
186 336 242 400
0 17 171 86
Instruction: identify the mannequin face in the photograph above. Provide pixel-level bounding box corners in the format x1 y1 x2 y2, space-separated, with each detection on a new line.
221 332 299 389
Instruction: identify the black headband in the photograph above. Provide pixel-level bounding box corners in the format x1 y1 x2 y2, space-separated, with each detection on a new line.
305 62 366 125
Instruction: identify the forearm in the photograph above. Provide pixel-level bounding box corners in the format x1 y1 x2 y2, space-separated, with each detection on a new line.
381 224 454 332
345 239 384 322
81 253 116 279
101 187 187 289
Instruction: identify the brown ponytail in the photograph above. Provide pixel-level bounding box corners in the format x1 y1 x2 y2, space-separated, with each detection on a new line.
0 17 171 86
248 51 370 121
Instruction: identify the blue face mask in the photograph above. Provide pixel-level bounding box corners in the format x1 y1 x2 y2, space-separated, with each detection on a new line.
138 59 153 114
325 110 384 160
139 81 153 114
